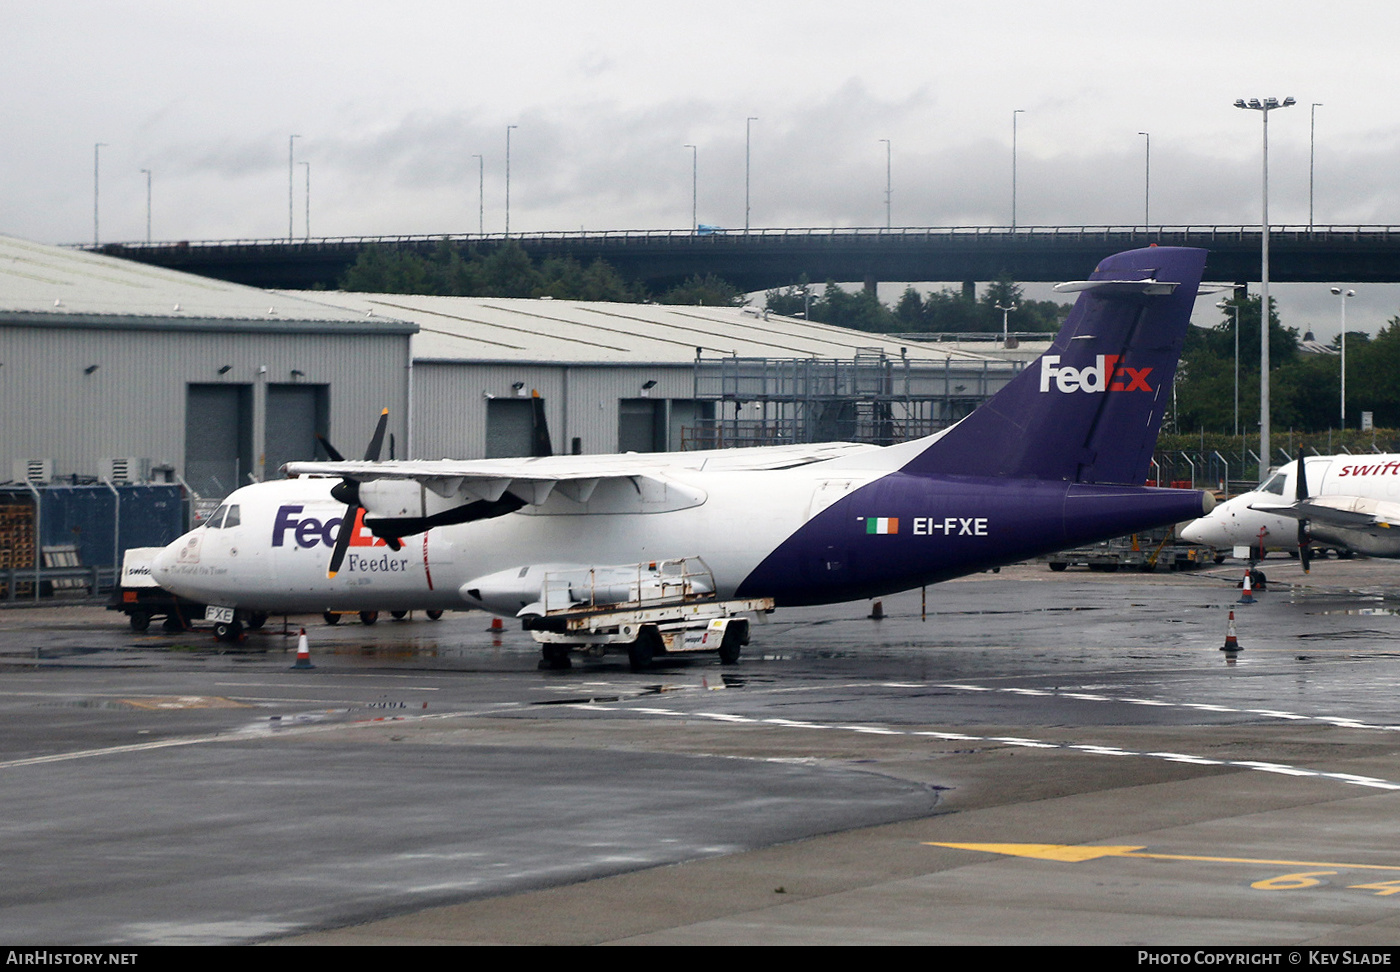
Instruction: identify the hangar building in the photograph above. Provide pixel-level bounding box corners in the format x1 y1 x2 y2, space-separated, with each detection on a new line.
0 235 414 499
283 290 1031 462
2 233 1029 500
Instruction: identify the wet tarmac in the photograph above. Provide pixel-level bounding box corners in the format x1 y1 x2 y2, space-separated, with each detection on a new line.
5 556 1400 945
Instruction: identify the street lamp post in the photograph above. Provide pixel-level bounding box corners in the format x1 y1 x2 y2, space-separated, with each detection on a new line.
1310 103 1323 228
995 302 1017 348
1234 95 1296 481
471 154 483 235
1218 299 1242 437
1138 132 1150 229
879 138 891 229
1332 287 1356 428
684 144 697 232
140 168 151 243
93 142 107 246
301 162 310 240
1011 109 1025 229
288 135 300 242
745 117 757 233
505 125 518 236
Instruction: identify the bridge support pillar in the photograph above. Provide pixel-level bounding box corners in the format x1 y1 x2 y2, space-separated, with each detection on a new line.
962 280 976 301
863 273 878 295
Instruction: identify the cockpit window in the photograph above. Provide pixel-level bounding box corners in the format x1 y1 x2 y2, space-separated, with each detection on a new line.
1260 472 1286 496
204 504 240 529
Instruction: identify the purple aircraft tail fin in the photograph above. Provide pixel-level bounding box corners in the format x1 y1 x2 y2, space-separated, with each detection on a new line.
903 246 1206 485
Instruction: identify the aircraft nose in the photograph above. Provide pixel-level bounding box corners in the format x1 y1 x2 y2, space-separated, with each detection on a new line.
1180 520 1209 544
150 540 180 587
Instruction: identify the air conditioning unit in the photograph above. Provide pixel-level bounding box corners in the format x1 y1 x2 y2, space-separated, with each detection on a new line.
13 459 52 483
99 457 151 484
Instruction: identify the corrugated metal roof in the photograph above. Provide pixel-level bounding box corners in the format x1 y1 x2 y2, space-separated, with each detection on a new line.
0 235 401 329
281 291 1023 365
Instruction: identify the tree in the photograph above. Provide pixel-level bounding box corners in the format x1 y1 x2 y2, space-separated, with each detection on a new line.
894 286 924 327
1349 318 1400 427
658 274 746 307
339 241 657 301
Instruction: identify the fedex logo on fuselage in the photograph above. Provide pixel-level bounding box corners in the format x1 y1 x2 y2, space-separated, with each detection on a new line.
272 505 387 549
1039 355 1152 394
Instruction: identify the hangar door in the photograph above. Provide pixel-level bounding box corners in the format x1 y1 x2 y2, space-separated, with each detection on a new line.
486 398 551 458
185 384 252 498
265 384 329 478
618 399 715 453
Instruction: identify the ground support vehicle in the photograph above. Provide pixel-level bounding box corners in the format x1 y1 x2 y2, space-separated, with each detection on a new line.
522 559 772 670
107 547 211 633
1045 529 1210 573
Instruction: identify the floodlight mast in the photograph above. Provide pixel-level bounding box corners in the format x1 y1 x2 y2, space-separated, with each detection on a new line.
1234 95 1295 482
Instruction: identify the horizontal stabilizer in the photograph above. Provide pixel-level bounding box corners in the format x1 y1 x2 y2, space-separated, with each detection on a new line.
1052 279 1179 295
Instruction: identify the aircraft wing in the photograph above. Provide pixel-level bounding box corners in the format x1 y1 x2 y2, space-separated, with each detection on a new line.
1250 496 1400 531
286 440 868 485
284 441 872 526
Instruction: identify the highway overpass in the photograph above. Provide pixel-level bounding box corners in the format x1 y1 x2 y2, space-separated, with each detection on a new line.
93 225 1400 293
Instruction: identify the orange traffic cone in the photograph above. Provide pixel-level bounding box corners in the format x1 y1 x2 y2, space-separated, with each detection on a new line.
488 617 504 632
290 627 315 669
1220 610 1242 652
1238 570 1255 604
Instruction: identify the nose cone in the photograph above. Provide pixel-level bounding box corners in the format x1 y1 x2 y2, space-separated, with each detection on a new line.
150 543 176 588
1180 517 1214 545
151 531 198 595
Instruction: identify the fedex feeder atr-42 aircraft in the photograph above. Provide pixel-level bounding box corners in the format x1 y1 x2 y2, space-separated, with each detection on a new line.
153 246 1215 670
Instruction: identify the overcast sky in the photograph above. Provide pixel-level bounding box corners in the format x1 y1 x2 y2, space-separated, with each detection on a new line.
5 0 1399 334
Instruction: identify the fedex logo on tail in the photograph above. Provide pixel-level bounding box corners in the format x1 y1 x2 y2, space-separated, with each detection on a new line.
1039 355 1152 394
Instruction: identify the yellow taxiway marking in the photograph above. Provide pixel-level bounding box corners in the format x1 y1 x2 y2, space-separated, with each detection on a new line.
926 842 1400 872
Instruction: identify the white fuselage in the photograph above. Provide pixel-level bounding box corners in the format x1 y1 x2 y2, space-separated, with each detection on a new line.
151 463 883 615
1181 455 1400 555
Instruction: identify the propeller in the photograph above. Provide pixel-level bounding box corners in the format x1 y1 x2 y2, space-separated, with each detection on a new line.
1295 454 1312 574
314 433 345 462
327 409 396 577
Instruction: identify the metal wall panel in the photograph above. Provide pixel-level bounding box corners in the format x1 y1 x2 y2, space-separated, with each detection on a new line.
0 325 410 495
412 362 696 459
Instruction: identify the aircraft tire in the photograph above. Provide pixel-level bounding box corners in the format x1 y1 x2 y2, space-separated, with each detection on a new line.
391 610 408 620
426 610 443 621
246 612 268 630
538 645 573 670
162 614 184 633
1048 562 1068 572
323 611 341 625
359 611 379 625
213 620 243 643
128 611 151 633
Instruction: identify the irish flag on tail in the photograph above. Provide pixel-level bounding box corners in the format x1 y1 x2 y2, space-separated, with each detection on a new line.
865 517 899 535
